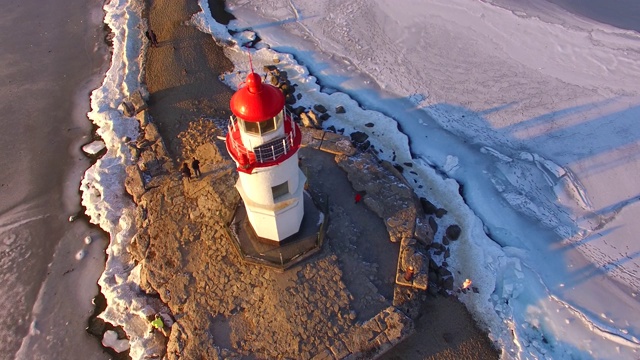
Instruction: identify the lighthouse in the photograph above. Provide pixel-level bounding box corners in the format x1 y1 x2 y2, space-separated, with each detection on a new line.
225 70 305 243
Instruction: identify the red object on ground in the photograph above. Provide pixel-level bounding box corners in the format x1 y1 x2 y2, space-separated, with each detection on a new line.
404 266 415 282
354 193 362 204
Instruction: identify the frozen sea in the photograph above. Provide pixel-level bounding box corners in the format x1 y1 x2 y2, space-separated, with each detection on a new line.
0 0 112 359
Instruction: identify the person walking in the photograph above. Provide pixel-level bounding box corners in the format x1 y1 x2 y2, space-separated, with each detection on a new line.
191 158 201 178
149 29 159 47
181 162 191 180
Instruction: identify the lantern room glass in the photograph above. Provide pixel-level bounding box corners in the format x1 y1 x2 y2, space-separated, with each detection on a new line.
241 111 283 136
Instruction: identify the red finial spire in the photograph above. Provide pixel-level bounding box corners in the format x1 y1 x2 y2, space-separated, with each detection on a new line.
247 47 255 74
245 48 261 93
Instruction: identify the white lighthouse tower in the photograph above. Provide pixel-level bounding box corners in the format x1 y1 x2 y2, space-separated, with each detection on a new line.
225 70 306 243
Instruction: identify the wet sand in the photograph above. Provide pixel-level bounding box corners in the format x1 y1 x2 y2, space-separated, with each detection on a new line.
0 0 111 358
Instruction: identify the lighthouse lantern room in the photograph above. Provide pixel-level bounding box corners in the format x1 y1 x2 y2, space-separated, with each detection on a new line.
226 71 305 242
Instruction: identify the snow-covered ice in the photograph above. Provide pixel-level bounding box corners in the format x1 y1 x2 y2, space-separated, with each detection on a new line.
82 140 106 155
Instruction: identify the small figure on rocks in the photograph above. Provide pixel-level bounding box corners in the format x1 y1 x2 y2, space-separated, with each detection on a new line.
181 162 191 180
146 29 158 47
354 193 362 204
191 158 201 178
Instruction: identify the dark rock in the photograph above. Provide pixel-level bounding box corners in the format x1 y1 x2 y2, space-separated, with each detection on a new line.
472 286 480 294
393 164 404 173
365 122 374 128
445 224 462 240
428 271 438 283
403 162 413 167
285 93 296 105
428 216 438 234
429 258 439 271
437 266 452 278
313 104 327 113
442 236 450 246
296 93 302 100
113 326 128 340
357 140 371 151
335 105 346 114
292 106 306 116
280 82 294 95
420 198 438 215
326 125 337 133
443 276 454 291
350 131 369 144
435 208 448 218
87 317 106 337
319 113 330 121
263 65 277 72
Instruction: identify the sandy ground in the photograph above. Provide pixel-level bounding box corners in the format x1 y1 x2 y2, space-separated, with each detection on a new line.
0 0 111 358
143 0 499 358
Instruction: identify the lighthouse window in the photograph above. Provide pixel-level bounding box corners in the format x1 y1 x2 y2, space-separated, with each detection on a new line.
259 117 277 133
243 120 260 134
241 115 280 135
272 181 289 201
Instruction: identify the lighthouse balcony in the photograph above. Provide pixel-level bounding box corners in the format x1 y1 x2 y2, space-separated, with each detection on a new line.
226 114 302 173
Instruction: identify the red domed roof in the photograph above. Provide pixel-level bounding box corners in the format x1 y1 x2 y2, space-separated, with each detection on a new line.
230 72 285 122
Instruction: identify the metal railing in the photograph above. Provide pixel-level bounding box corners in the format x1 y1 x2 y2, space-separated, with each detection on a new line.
252 132 295 163
227 110 298 165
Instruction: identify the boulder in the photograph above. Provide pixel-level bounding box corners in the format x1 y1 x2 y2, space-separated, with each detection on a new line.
419 197 437 215
428 216 438 234
445 224 462 240
313 104 327 113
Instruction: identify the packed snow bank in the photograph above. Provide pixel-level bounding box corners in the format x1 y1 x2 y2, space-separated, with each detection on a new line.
80 0 164 358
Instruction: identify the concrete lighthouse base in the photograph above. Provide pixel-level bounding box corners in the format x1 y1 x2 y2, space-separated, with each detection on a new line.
226 191 327 271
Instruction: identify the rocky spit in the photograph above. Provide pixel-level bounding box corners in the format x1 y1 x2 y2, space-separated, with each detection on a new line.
101 1 498 357
119 93 470 359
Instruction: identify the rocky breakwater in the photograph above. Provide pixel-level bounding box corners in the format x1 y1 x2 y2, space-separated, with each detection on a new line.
120 111 418 358
119 93 469 359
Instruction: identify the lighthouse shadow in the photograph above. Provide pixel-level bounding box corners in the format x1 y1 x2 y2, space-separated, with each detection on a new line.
299 147 398 320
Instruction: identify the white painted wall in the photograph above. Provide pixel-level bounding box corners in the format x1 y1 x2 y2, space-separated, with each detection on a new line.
238 154 300 206
237 166 307 241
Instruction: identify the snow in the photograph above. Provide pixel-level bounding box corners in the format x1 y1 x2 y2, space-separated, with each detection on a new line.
82 0 640 358
193 0 640 358
80 0 160 358
102 330 130 353
82 140 106 155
